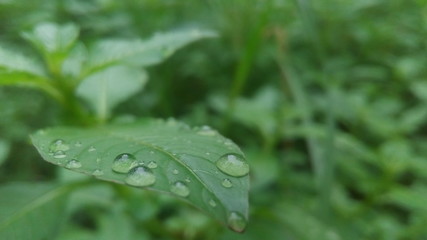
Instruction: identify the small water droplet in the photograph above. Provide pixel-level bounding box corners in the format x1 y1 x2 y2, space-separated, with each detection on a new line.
228 212 246 232
224 140 233 146
147 161 158 169
112 153 137 173
65 159 82 169
49 139 70 152
216 154 249 177
205 152 211 155
125 166 156 187
222 178 233 188
185 177 191 183
172 169 179 175
88 146 96 152
170 181 190 197
53 151 67 159
96 158 101 163
74 141 82 147
209 199 217 207
150 151 155 154
92 169 104 176
197 125 216 136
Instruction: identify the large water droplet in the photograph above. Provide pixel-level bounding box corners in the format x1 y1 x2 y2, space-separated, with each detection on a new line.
53 151 67 159
65 159 82 169
222 178 233 188
216 154 249 177
228 212 247 232
147 161 158 169
49 139 70 152
125 166 156 187
112 153 137 173
170 181 190 197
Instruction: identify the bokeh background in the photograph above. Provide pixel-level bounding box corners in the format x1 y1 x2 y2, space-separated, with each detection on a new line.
1 0 427 239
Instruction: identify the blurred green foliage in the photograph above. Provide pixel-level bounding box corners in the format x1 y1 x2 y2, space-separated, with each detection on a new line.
1 0 427 239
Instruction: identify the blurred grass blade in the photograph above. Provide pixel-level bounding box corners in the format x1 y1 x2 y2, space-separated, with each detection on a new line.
84 29 217 76
0 182 69 240
0 139 10 166
31 118 249 232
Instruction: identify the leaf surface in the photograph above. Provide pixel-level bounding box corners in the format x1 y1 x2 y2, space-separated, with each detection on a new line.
0 182 69 240
85 29 216 76
31 119 249 232
76 65 148 120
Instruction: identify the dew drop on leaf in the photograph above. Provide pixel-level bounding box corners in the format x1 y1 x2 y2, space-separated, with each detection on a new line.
216 154 249 177
125 166 156 187
88 146 96 152
65 159 82 169
228 211 246 232
92 169 104 176
49 139 69 152
221 178 233 188
197 125 216 136
74 141 82 147
170 181 190 197
172 169 179 175
112 153 137 173
147 161 157 169
209 199 217 207
53 150 67 159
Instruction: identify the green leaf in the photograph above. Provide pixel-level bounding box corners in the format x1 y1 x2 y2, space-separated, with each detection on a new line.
76 65 148 120
85 29 217 76
0 46 46 77
31 119 249 232
0 139 10 166
22 22 79 55
0 182 69 240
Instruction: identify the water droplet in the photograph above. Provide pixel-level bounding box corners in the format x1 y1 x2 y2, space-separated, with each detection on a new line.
172 169 179 175
74 141 82 147
88 146 96 152
197 125 216 136
150 151 155 154
96 158 101 163
53 151 67 159
228 212 246 232
170 181 190 197
222 178 233 188
49 139 70 152
125 166 156 187
205 152 211 156
65 159 82 169
185 177 191 183
147 161 158 169
209 199 217 207
92 169 104 176
216 154 249 177
112 153 137 173
224 140 233 146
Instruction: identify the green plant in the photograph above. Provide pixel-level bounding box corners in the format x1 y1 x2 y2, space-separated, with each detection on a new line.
0 21 250 238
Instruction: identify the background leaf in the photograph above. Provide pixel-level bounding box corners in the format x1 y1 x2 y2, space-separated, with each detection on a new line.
0 182 69 240
31 119 249 232
76 65 148 120
0 139 10 166
85 29 217 76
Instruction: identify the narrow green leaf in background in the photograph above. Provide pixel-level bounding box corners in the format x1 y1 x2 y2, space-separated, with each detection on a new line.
0 139 10 166
76 65 148 121
31 119 249 232
0 182 69 240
